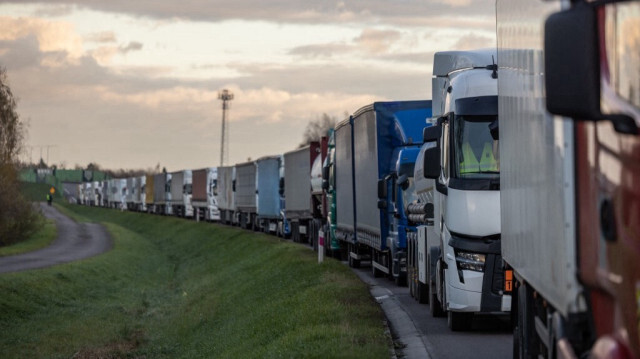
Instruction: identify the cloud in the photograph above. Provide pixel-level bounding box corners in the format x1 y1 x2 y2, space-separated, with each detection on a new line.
1 32 420 170
11 1 496 27
119 41 143 53
0 16 83 60
452 32 494 50
288 43 353 59
354 28 402 53
85 31 117 43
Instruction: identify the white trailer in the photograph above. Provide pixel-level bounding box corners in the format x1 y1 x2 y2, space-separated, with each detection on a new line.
217 166 236 225
170 170 193 218
498 0 640 357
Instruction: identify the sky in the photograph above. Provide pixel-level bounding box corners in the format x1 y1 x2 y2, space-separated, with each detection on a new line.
0 1 496 172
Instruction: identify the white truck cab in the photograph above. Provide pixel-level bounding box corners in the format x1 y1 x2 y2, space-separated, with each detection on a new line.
419 50 510 331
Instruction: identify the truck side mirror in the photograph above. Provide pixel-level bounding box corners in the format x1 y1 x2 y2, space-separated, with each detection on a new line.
544 3 638 135
377 179 387 199
423 125 442 143
489 119 499 141
232 180 236 192
279 178 284 195
321 166 330 190
423 147 441 179
397 174 409 191
377 199 387 209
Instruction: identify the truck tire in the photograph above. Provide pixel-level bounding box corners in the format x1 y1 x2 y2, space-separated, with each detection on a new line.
448 311 472 331
394 272 406 287
514 282 540 358
371 249 383 278
417 282 429 304
348 244 360 268
429 288 444 317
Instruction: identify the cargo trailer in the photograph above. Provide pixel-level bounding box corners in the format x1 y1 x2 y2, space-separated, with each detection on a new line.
255 156 284 234
217 166 236 225
235 161 257 229
283 143 320 243
170 170 193 217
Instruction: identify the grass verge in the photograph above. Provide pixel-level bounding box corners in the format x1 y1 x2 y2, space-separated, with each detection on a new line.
0 217 56 257
0 204 390 358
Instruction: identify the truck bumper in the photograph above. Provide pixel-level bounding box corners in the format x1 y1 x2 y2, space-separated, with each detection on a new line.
445 241 511 313
185 205 194 217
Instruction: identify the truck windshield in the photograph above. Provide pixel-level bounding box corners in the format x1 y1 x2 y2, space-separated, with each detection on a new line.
452 115 499 179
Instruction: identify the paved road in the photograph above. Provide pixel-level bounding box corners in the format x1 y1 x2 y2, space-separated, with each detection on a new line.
0 203 112 273
352 264 512 359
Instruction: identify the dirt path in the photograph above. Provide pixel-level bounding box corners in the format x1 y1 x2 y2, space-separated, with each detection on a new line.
0 203 112 274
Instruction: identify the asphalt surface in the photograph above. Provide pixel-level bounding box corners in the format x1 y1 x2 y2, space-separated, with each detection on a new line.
0 203 112 273
352 263 512 359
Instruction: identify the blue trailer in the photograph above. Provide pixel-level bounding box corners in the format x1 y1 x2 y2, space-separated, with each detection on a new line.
339 100 432 285
256 155 287 235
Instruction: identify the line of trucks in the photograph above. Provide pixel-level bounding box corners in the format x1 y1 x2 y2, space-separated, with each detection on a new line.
74 1 639 357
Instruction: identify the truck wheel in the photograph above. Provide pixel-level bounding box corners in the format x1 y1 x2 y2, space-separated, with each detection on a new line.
448 311 472 331
371 250 383 277
430 277 444 317
417 282 429 304
394 272 406 287
514 282 540 358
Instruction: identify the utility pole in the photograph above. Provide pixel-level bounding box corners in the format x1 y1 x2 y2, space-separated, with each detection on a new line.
41 145 57 166
218 89 234 166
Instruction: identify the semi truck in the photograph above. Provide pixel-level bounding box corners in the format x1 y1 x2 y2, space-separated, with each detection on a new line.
144 174 154 213
217 166 236 225
108 178 126 209
498 0 640 357
322 129 342 257
408 141 436 304
255 156 284 234
153 173 172 215
310 136 329 251
134 175 146 212
235 161 257 230
77 183 85 205
192 167 219 222
169 170 193 218
283 142 320 244
100 180 108 207
419 50 510 331
125 177 136 211
334 101 432 285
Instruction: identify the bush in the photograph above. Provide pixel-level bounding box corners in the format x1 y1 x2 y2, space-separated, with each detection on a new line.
0 165 41 246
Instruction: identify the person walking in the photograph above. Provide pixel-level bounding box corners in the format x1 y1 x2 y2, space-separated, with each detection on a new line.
46 193 52 206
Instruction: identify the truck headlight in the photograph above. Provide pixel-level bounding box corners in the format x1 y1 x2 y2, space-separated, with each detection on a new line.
455 251 486 272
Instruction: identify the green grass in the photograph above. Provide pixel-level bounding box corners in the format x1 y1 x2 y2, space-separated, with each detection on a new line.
0 218 56 257
0 204 390 358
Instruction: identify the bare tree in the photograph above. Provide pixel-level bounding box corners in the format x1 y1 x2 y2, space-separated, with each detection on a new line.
300 113 337 147
0 67 24 165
